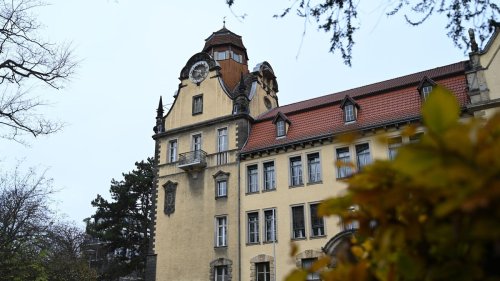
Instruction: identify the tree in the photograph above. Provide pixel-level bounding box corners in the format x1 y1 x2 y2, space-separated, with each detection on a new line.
0 165 95 281
227 0 500 66
286 87 500 280
86 158 154 281
0 0 76 142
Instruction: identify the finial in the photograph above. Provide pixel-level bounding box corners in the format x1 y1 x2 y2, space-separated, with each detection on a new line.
156 96 164 117
223 16 226 28
468 28 479 53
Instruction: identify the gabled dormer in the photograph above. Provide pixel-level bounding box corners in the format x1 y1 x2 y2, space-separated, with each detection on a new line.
272 112 291 138
339 95 360 123
417 76 437 101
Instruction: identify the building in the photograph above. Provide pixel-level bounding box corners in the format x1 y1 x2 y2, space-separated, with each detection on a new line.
146 24 500 281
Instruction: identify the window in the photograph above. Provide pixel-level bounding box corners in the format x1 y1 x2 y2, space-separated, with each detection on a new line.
310 203 325 237
336 147 352 178
302 258 320 281
264 209 277 242
231 52 242 63
256 262 271 281
192 95 203 114
216 180 227 198
422 85 433 101
217 128 228 152
291 205 305 239
356 143 371 171
388 137 402 160
344 103 355 122
214 265 228 281
263 162 276 191
247 212 259 244
168 140 177 163
290 156 303 186
215 51 227 60
215 216 227 247
192 134 202 161
307 153 321 183
276 120 285 137
247 165 259 193
343 207 359 230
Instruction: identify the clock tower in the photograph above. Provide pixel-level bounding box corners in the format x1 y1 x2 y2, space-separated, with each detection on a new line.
148 27 279 281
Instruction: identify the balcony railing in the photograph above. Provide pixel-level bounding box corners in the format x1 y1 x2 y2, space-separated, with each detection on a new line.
177 150 207 171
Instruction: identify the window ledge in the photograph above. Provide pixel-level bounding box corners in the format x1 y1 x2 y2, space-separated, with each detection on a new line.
262 188 276 193
310 235 327 240
246 242 261 246
245 191 260 196
192 112 203 116
307 181 323 186
214 246 228 249
215 196 228 200
291 237 307 241
263 240 278 244
289 184 304 188
344 120 356 125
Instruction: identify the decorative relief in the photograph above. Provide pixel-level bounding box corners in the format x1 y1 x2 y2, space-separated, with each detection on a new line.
163 181 177 216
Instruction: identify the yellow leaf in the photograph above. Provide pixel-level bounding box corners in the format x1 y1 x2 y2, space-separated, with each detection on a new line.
285 269 308 281
422 85 459 134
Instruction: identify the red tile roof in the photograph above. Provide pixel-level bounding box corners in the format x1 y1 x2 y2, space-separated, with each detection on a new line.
203 27 246 53
241 62 469 154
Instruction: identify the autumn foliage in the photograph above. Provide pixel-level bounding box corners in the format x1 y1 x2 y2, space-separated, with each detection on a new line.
286 86 500 281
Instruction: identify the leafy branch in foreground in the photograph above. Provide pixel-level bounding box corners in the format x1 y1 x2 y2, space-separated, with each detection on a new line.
286 86 500 280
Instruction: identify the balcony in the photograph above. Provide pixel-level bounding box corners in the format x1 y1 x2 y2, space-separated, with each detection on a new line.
177 150 207 171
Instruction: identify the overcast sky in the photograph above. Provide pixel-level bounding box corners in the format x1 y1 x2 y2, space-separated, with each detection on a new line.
0 0 469 226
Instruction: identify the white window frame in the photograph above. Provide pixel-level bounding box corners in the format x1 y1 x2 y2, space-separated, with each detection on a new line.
168 139 177 163
388 136 402 160
214 265 228 281
291 205 306 239
355 143 371 171
344 103 355 122
422 85 433 101
302 258 321 281
307 152 321 183
216 179 227 198
264 208 277 242
193 95 203 114
276 120 285 137
215 216 227 247
263 161 276 191
247 165 259 193
309 203 325 237
336 147 352 179
217 127 228 152
289 156 303 186
256 262 271 281
247 211 259 244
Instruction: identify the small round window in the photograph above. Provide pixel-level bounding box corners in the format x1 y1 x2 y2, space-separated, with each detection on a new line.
264 97 272 109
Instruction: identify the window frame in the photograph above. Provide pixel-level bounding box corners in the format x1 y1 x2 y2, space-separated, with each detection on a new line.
215 216 227 247
302 258 321 281
247 164 259 194
256 262 271 281
355 143 371 171
216 179 227 198
192 94 203 115
336 147 352 179
307 152 321 183
388 136 403 160
344 103 356 122
276 120 286 137
214 265 228 281
217 127 228 152
247 211 260 244
291 205 306 239
309 203 325 237
421 85 433 101
264 208 277 243
263 161 276 191
289 156 303 187
168 139 177 163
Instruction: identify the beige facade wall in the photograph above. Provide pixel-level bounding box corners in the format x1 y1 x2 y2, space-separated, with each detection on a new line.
239 127 424 281
480 32 500 118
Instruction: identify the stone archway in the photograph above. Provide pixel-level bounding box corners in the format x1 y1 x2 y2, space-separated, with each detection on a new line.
249 254 275 281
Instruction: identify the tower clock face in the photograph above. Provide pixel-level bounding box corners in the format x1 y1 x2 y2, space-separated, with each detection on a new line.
189 61 209 84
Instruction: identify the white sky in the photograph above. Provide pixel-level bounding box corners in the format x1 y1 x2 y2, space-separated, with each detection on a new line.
0 0 468 227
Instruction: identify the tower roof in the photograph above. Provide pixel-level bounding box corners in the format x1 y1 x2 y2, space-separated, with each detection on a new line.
203 27 248 58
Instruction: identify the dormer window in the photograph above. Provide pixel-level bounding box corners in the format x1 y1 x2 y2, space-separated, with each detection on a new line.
418 76 437 101
214 51 227 60
272 112 291 138
340 95 360 124
344 104 355 122
276 120 285 137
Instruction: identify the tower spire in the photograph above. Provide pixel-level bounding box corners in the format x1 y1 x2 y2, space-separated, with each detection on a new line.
156 96 164 118
154 96 164 134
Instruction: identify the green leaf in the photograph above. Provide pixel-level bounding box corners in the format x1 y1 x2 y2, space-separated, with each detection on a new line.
422 86 459 134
